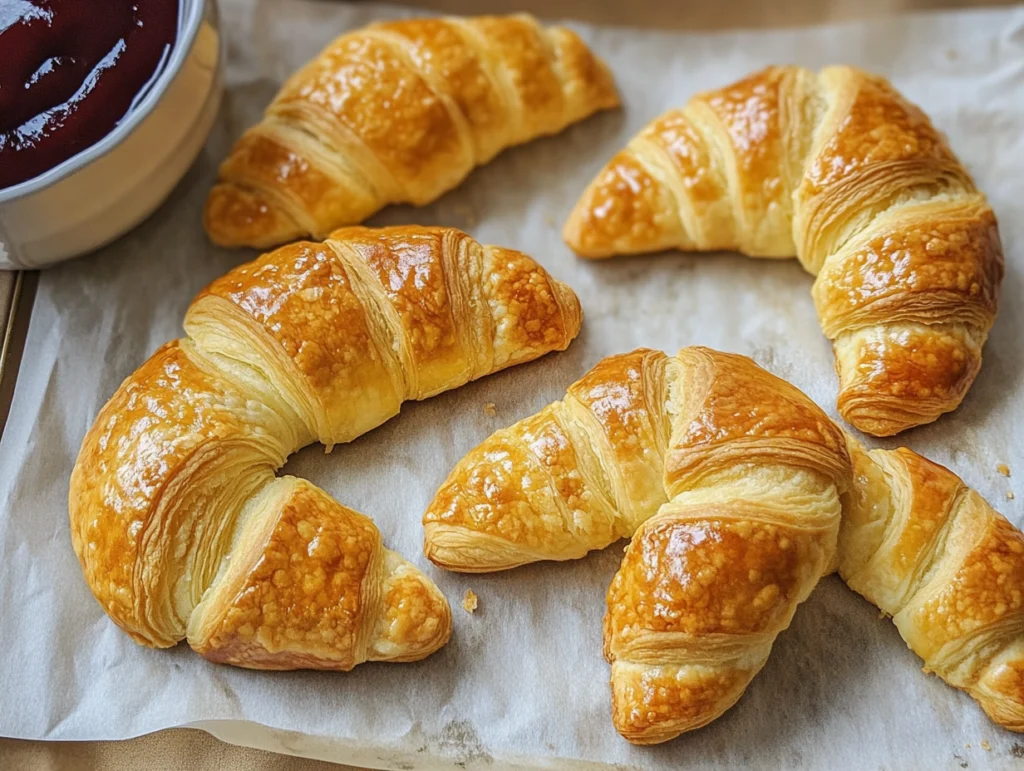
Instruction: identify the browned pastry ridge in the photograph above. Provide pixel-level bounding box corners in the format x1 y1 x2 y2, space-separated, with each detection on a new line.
564 66 1004 437
840 438 1024 732
205 13 619 248
424 347 851 742
69 225 581 670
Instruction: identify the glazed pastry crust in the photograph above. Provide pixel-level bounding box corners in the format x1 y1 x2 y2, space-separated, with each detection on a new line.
69 226 581 669
188 478 450 670
564 65 1004 436
839 439 1024 732
424 347 850 742
425 348 847 571
68 338 294 647
205 14 619 248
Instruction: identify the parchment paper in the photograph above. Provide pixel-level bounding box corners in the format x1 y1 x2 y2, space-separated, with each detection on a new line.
2 2 1023 768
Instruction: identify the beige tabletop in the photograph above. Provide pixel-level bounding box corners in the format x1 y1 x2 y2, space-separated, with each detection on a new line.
0 0 1011 767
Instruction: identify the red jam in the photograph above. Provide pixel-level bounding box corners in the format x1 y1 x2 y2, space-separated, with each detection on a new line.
0 0 179 190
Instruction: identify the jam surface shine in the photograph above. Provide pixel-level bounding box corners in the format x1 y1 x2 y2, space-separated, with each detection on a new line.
0 0 179 189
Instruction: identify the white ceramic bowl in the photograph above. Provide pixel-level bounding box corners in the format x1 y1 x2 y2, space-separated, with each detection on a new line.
0 0 222 270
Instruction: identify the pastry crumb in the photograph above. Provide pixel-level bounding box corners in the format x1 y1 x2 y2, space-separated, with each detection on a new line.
483 402 496 417
462 589 478 614
1009 491 1016 500
997 463 1011 477
980 740 991 751
965 743 971 749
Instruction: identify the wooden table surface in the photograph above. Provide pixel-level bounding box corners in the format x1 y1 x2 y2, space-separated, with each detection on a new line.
0 0 1011 767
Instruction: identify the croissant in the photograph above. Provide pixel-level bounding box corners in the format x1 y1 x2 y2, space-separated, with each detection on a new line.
424 347 850 742
839 438 1024 731
69 225 581 669
564 65 1004 437
205 14 619 248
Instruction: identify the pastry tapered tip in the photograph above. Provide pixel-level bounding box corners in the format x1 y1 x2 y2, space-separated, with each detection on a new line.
973 645 1024 732
552 276 583 344
833 324 982 437
369 551 452 663
563 149 685 259
204 182 304 250
610 661 753 744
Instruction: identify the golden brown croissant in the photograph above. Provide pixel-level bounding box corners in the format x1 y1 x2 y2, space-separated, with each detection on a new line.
839 438 1024 731
424 347 850 742
205 14 619 248
564 66 1004 437
69 225 581 669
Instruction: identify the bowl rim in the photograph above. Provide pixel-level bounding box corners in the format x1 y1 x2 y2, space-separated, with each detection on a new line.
0 0 208 204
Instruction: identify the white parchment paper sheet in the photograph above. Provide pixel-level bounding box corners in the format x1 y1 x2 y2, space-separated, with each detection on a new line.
2 2 1023 768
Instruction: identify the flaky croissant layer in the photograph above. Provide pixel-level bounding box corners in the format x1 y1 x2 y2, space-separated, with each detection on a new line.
425 346 851 742
564 65 1004 436
205 13 619 248
69 226 582 670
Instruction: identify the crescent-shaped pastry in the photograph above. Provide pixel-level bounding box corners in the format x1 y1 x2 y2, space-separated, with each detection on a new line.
70 226 581 669
424 347 850 741
564 66 1004 437
839 438 1024 732
205 14 619 248
423 345 1023 737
